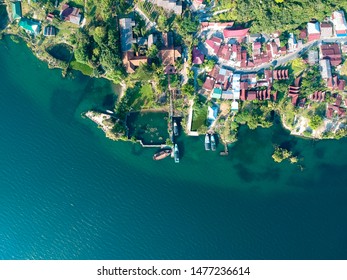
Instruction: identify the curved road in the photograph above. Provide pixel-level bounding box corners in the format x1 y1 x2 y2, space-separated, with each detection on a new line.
234 37 347 73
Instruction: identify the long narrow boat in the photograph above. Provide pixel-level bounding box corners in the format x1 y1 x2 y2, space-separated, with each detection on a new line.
174 144 179 163
210 134 216 151
205 133 211 151
153 148 172 160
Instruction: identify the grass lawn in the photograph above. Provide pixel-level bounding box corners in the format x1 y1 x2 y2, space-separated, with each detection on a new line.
131 83 156 110
191 106 208 131
290 58 307 77
70 60 93 76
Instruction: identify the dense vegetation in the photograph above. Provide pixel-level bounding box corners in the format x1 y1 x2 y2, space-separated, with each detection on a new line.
233 0 347 33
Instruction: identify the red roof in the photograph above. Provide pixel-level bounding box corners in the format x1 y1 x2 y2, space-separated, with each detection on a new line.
217 45 232 60
247 91 257 101
240 82 248 90
320 43 342 66
210 36 223 44
288 94 299 106
223 28 249 39
308 33 320 41
240 89 246 101
338 79 346 91
205 39 221 54
299 29 307 39
203 77 215 91
253 42 261 49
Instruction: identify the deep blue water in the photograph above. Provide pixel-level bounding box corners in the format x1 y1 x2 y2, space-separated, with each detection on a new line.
1 36 347 260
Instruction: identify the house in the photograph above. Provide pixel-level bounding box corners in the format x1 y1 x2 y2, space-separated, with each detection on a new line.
326 104 346 119
193 0 204 6
19 18 40 36
222 88 233 99
240 49 247 67
320 43 342 66
319 59 332 79
288 93 299 106
307 21 321 41
231 100 239 111
211 87 222 99
215 68 232 90
320 22 333 37
246 91 257 101
287 33 297 52
327 76 346 90
43 25 56 36
158 32 182 68
252 41 261 56
264 69 273 84
332 10 347 37
269 41 279 57
288 78 301 106
217 44 232 60
11 1 22 20
150 0 182 15
60 3 81 25
119 18 135 52
122 51 148 73
310 91 325 102
273 69 289 80
223 27 249 42
46 13 54 22
205 36 222 55
192 47 204 64
207 105 219 123
203 77 215 91
308 50 319 65
232 73 241 100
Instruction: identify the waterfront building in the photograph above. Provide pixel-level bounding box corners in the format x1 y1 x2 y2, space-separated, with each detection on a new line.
19 18 40 36
11 1 22 21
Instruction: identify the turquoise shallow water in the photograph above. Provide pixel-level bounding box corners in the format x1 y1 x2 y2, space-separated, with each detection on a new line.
0 36 347 260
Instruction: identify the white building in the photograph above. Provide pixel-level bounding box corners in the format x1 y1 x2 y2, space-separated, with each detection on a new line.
332 10 347 37
232 73 240 100
319 59 332 79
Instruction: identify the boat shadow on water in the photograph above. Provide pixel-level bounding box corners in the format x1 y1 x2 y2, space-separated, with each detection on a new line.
175 140 185 160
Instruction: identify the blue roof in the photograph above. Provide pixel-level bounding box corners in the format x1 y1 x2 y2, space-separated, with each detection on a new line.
19 18 41 35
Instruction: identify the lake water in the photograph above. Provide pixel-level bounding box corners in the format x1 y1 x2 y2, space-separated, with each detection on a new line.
0 36 347 260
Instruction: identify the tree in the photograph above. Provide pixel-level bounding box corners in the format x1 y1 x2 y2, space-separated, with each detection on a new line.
93 26 107 45
272 146 292 163
146 45 159 59
309 115 323 130
182 83 195 97
157 14 169 32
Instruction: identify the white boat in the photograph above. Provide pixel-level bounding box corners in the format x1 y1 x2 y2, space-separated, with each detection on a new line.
211 134 216 151
174 144 179 163
173 121 179 136
205 133 211 151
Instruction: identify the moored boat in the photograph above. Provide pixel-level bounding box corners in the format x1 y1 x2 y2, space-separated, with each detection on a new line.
153 148 172 160
174 144 179 163
205 133 211 151
210 134 216 151
173 121 179 136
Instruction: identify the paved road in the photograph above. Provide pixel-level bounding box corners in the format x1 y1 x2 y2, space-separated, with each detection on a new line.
234 37 347 73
